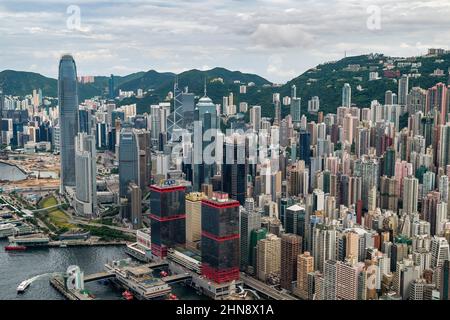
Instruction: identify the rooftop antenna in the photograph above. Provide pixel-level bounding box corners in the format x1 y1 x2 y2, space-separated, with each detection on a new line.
204 76 207 97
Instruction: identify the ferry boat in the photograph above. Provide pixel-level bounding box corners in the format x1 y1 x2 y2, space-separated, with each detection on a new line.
0 223 17 238
124 229 152 262
17 279 32 293
5 244 27 251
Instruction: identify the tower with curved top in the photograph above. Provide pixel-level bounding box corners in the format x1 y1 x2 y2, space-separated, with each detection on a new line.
58 54 79 192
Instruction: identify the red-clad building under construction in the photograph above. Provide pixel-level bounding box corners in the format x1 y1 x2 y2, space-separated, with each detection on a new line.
201 192 240 284
149 181 187 258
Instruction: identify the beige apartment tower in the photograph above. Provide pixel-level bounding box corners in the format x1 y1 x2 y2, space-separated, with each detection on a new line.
256 234 281 282
185 192 206 250
295 251 314 299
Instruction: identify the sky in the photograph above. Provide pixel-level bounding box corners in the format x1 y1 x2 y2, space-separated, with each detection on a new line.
1 0 450 83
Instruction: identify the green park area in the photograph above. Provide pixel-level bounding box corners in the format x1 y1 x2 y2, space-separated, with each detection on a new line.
39 196 76 231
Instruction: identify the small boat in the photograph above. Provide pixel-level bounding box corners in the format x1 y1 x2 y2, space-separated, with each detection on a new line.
160 271 168 277
122 290 134 300
5 245 27 251
167 293 178 300
17 279 32 293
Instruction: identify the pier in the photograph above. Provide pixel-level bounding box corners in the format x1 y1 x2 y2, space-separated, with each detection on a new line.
161 273 192 284
147 261 168 269
49 277 93 300
84 272 115 283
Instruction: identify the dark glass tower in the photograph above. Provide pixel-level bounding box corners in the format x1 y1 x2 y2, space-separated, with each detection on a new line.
201 192 240 284
299 130 311 167
193 94 218 191
119 125 140 202
383 148 396 177
149 182 187 258
222 134 247 205
58 54 79 191
108 74 115 100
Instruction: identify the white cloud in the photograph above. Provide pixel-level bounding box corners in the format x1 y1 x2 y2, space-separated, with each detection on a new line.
0 0 450 83
251 24 314 49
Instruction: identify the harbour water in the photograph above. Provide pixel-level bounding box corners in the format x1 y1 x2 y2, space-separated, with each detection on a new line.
0 240 207 300
0 162 27 181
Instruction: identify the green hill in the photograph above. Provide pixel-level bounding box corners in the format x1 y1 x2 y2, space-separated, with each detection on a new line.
279 53 450 117
2 52 450 119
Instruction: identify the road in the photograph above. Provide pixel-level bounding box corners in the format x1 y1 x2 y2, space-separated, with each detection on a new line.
70 218 137 235
31 203 68 213
240 273 298 300
1 186 59 193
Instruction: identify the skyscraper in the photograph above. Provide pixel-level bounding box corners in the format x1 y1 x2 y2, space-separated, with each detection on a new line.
119 124 140 220
441 260 450 300
108 74 115 100
58 54 79 191
185 192 205 250
250 106 261 132
291 98 302 125
256 234 281 282
295 251 314 299
247 227 267 274
403 176 419 214
222 133 247 205
193 90 218 191
167 77 183 138
201 192 240 284
430 236 450 268
280 233 302 291
336 260 360 300
385 90 393 105
324 260 337 300
150 105 161 143
342 83 351 108
182 90 195 130
398 75 409 106
299 130 311 167
240 199 261 271
149 180 187 258
127 182 142 229
427 82 447 124
136 129 152 191
74 132 97 217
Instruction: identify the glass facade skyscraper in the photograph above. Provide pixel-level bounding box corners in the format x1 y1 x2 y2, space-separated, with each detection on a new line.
58 54 79 191
299 130 311 167
118 125 140 200
201 192 240 284
74 132 97 217
149 182 187 258
193 94 218 191
222 134 247 205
